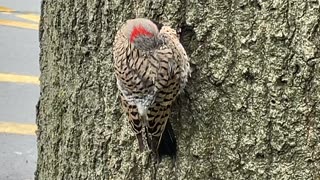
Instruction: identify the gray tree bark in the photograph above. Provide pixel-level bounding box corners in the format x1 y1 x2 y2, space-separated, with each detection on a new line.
36 0 320 179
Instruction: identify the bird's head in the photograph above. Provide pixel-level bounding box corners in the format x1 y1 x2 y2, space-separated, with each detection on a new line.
123 18 161 51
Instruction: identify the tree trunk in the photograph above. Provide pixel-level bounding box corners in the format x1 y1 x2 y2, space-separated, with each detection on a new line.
36 0 320 179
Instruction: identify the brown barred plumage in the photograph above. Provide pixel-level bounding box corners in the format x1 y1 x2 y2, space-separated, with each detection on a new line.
113 18 190 161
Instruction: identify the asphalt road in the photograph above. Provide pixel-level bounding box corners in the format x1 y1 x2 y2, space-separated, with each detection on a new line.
0 0 40 179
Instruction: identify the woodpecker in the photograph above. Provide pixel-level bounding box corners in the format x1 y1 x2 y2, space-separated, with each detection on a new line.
113 18 190 161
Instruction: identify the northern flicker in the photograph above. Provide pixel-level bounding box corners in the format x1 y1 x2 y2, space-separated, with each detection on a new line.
113 18 190 161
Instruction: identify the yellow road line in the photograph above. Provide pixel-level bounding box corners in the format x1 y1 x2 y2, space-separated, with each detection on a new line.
0 6 13 13
0 19 38 30
16 14 40 23
0 122 36 135
0 73 39 85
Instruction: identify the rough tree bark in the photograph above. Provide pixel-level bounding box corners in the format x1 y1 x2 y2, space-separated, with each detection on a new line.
36 0 320 179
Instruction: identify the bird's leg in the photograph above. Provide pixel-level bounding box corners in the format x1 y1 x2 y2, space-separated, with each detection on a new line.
145 127 152 148
145 127 161 163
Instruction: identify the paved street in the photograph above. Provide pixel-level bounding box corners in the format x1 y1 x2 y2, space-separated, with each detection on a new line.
0 0 40 179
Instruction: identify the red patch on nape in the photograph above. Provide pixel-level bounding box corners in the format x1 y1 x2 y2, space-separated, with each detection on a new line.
130 25 154 43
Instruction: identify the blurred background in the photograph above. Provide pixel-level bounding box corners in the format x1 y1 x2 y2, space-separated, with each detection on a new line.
0 0 40 179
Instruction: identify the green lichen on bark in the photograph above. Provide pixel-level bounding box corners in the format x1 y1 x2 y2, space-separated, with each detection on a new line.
36 0 320 179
